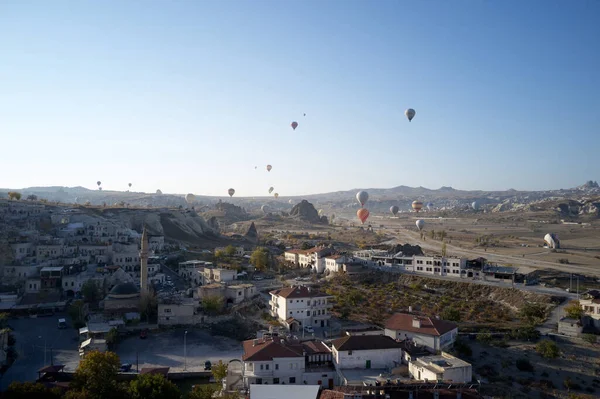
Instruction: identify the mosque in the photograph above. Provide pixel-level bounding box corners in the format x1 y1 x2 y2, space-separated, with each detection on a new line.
103 227 150 317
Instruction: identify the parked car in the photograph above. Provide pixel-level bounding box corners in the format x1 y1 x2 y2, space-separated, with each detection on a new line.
304 326 314 334
204 360 212 370
120 363 132 372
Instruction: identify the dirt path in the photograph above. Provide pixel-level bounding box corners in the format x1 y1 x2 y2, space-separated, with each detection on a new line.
386 228 600 276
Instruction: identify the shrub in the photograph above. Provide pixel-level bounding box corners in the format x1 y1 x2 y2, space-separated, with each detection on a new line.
536 340 560 359
582 334 597 344
454 340 472 357
516 358 534 372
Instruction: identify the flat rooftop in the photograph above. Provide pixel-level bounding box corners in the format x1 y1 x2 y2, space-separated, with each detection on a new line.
413 353 471 374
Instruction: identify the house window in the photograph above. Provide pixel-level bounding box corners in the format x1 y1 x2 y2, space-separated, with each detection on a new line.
164 309 172 313
260 365 264 370
307 311 310 316
273 378 280 384
256 378 262 384
348 351 352 355
275 364 279 370
289 377 296 384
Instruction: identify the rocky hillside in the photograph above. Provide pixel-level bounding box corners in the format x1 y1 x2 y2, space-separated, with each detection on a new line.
289 200 322 223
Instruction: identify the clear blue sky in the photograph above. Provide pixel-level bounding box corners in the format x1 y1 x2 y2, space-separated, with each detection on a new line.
1 0 598 196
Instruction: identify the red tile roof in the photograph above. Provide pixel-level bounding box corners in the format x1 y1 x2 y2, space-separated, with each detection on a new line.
242 337 303 361
270 285 330 299
384 313 457 337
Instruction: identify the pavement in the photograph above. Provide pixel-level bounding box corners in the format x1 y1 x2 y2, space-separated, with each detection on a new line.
0 314 80 391
115 327 242 372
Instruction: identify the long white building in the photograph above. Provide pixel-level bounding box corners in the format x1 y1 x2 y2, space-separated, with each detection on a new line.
269 286 333 330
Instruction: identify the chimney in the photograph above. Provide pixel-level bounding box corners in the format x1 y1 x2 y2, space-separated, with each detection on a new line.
412 317 421 329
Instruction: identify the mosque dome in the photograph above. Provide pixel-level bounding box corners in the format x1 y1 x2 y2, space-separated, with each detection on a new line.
108 282 140 299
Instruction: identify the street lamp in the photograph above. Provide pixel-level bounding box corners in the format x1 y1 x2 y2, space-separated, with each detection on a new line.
184 330 188 371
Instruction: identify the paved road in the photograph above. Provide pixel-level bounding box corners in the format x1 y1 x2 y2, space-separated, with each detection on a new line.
0 314 80 390
116 328 242 372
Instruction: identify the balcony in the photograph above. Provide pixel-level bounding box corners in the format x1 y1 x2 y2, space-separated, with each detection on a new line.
245 369 274 377
269 301 279 308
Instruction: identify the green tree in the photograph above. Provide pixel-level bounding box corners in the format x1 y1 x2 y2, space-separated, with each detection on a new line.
250 247 269 271
81 280 101 303
301 242 314 250
564 300 585 319
439 230 447 241
202 295 223 315
4 381 63 399
429 229 435 240
106 328 119 348
224 245 237 257
70 351 124 399
519 302 546 324
128 373 181 399
26 194 38 201
187 384 220 399
214 250 225 260
0 312 9 328
212 360 228 382
7 192 22 200
441 242 447 257
139 292 158 323
476 330 492 344
68 300 86 327
536 339 560 359
441 307 461 322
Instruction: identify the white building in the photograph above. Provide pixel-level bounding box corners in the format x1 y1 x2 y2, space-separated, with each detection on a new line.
269 286 333 330
249 385 319 399
330 335 403 370
580 290 600 329
158 301 197 326
324 255 347 274
408 352 472 383
241 337 336 388
148 235 165 253
203 267 236 285
384 313 458 353
179 260 209 285
285 247 333 274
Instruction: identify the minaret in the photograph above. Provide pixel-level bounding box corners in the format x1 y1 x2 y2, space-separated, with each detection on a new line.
140 226 149 294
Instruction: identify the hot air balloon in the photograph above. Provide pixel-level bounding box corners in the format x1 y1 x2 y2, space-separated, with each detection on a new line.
356 191 369 207
274 193 279 199
318 209 324 216
261 204 270 214
128 183 132 188
544 233 560 249
405 108 416 122
426 202 434 211
156 189 162 195
303 113 306 117
268 187 274 194
98 187 102 191
266 165 272 172
472 201 480 211
291 121 298 130
228 188 235 197
185 193 196 204
357 208 370 224
412 201 423 212
288 199 294 204
416 219 425 231
97 181 101 187
390 205 399 216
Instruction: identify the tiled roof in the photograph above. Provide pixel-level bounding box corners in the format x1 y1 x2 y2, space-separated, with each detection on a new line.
325 254 344 260
385 313 457 337
270 286 330 299
331 335 404 351
242 337 303 361
302 340 331 355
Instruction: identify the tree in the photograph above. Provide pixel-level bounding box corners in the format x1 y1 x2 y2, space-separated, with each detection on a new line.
68 300 86 327
564 300 585 320
4 381 63 399
106 328 119 348
439 230 447 241
26 194 38 201
224 245 237 257
81 280 101 303
441 307 461 322
139 292 158 323
519 302 547 324
441 242 447 257
429 229 435 240
214 250 225 260
0 312 8 328
202 295 223 315
128 373 181 399
250 247 269 271
188 384 219 399
212 360 228 382
7 192 21 200
301 242 314 250
70 351 123 399
536 339 560 359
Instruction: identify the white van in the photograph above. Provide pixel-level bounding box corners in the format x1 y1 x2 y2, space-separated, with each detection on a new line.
58 318 67 329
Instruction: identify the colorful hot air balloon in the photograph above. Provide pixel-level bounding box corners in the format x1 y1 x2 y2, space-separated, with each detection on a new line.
185 193 196 203
356 191 369 207
318 209 324 216
405 108 416 122
156 189 162 195
291 121 298 130
261 204 270 214
357 208 370 224
274 193 279 199
266 165 272 172
288 199 294 204
228 188 235 197
426 202 434 211
268 187 274 194
416 219 425 231
472 201 480 211
412 201 423 213
390 205 399 216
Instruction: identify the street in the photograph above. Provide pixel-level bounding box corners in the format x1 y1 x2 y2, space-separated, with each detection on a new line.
0 314 80 390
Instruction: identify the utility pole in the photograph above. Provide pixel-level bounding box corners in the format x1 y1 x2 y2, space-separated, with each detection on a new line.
577 277 580 300
50 346 53 366
136 351 139 373
184 330 188 371
570 273 573 292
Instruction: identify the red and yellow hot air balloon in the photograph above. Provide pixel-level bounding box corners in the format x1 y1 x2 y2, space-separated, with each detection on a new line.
412 201 423 213
291 121 298 130
357 208 370 224
266 164 272 172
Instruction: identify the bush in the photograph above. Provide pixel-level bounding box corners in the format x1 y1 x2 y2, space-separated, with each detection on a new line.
454 340 472 357
582 334 597 344
536 340 560 359
516 358 534 372
477 330 492 344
